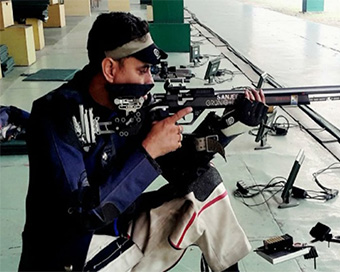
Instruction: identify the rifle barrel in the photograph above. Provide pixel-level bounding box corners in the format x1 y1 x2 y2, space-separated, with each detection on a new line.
216 85 340 105
262 85 340 95
213 85 340 95
156 84 340 107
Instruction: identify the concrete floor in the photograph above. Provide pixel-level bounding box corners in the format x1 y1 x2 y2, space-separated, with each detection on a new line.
1 0 339 271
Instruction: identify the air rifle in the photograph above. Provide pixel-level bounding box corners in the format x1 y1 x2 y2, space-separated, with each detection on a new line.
74 80 340 144
147 80 340 125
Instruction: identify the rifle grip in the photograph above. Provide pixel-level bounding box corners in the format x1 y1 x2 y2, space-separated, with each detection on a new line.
149 107 170 122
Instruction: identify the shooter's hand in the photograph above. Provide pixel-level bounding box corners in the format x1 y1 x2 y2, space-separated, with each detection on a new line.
142 107 193 159
237 88 268 126
245 88 266 104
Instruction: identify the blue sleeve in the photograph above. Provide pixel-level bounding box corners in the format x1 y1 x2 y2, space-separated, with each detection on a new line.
99 148 161 212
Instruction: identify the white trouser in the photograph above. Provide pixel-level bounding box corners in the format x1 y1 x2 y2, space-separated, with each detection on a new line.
86 183 251 272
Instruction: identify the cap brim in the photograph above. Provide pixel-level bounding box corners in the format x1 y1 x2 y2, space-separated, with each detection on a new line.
131 43 168 65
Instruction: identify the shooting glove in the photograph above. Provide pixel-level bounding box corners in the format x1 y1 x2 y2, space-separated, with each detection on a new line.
232 96 268 127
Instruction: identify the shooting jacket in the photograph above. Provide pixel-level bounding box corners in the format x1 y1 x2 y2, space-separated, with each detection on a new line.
19 67 161 271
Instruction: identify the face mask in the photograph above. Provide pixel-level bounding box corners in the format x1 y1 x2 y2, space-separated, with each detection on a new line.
106 83 154 99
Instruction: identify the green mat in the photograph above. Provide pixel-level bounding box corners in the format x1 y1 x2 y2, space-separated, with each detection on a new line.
23 69 79 81
0 140 28 156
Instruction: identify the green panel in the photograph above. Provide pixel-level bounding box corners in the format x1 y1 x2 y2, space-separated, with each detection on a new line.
150 23 190 52
152 0 184 23
302 0 324 12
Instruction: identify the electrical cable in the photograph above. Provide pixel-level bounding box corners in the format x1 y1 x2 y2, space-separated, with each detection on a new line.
248 114 301 137
269 115 290 136
187 55 210 68
213 70 234 83
233 176 286 207
305 162 340 201
235 163 339 203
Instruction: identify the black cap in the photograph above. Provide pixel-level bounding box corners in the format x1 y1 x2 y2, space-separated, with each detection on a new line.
130 43 168 65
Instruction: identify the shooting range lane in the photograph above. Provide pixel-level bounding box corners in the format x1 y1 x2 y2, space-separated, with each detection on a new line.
183 1 340 271
185 0 340 87
1 0 339 271
185 0 340 154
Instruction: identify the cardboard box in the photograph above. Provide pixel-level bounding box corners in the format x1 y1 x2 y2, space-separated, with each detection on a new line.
26 18 45 50
64 0 91 16
0 24 36 66
0 1 14 30
44 4 66 28
108 0 130 12
147 5 153 22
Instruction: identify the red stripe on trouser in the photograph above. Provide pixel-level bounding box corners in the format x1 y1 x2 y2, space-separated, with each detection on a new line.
175 190 228 248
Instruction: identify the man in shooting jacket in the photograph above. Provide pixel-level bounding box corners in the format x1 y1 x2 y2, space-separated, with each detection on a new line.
19 12 267 272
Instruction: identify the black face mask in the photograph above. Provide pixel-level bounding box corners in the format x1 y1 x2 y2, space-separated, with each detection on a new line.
105 83 154 100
